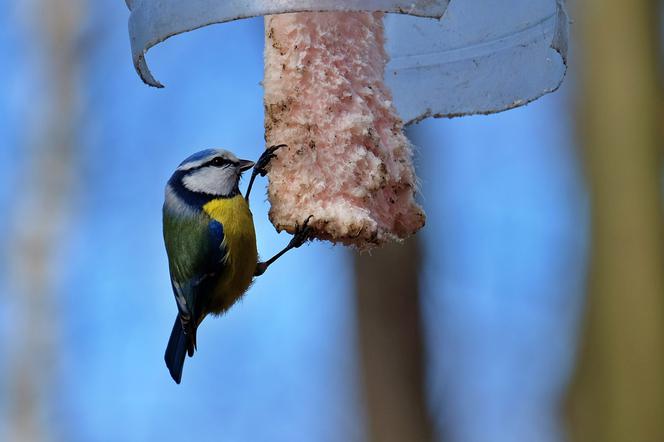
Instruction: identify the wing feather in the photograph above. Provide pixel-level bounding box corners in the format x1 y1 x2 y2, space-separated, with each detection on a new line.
163 210 227 329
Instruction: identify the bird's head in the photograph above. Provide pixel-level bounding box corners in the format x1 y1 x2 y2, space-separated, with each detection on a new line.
170 149 254 199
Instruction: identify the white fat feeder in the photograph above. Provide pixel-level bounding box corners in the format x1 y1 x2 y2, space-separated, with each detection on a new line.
127 0 568 248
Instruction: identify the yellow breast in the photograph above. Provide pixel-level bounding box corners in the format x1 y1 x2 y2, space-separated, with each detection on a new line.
203 195 258 314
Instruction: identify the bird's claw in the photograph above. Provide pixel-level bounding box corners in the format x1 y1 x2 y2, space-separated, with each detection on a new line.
254 144 286 177
288 215 313 249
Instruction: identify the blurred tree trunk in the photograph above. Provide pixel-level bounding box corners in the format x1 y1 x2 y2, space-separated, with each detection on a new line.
354 235 434 442
567 1 664 441
7 0 83 440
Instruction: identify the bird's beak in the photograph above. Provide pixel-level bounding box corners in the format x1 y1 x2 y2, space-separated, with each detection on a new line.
238 159 255 172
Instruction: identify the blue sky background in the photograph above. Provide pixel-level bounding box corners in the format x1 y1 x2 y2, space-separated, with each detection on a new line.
0 2 588 441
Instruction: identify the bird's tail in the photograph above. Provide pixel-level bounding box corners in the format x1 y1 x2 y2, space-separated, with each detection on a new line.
164 316 196 384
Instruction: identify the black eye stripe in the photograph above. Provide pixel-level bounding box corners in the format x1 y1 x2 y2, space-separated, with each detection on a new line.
200 157 234 168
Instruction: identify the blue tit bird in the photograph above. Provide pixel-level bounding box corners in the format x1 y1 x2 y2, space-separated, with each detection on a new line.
163 145 310 384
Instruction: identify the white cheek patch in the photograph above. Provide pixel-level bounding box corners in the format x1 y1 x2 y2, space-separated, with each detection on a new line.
182 166 238 196
165 184 196 216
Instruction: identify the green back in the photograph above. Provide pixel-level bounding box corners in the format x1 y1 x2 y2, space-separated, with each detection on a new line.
164 208 223 276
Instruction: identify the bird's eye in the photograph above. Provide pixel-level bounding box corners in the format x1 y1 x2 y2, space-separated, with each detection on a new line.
210 157 226 167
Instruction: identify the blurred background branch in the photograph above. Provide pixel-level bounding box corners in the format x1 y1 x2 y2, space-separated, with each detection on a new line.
567 0 664 441
7 0 83 440
354 236 434 442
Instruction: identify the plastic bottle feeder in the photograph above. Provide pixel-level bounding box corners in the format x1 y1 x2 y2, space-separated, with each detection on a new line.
127 0 568 249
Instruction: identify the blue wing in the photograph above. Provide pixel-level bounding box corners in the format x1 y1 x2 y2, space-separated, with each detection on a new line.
164 213 227 328
163 210 227 381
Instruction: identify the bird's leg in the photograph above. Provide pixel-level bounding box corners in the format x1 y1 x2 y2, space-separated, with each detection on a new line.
255 216 313 276
245 144 287 202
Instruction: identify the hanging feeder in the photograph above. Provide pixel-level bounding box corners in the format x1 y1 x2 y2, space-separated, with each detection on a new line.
126 0 568 249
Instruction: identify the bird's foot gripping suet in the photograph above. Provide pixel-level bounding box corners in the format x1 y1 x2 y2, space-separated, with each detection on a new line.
288 215 313 249
255 144 286 177
255 215 313 276
245 144 287 202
